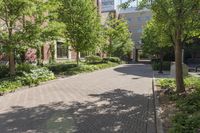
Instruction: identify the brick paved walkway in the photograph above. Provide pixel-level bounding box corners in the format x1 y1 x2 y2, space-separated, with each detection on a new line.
0 63 155 133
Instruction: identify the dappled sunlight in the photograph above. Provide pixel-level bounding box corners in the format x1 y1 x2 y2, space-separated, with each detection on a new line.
0 89 155 133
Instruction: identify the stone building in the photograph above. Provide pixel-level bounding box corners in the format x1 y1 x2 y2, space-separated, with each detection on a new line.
119 7 152 62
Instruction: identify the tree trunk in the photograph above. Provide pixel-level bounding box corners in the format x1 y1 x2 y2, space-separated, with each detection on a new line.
8 27 16 75
158 50 163 74
76 51 79 66
9 50 15 75
20 51 26 63
175 33 185 93
109 36 112 57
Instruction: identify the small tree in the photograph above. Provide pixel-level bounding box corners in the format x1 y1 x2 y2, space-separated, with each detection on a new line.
142 19 172 73
105 18 134 59
58 0 101 65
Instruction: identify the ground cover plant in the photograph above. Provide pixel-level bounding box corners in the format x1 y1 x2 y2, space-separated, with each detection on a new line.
0 58 121 95
0 64 55 95
157 77 200 132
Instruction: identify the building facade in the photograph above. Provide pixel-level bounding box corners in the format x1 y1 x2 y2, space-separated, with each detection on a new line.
0 0 102 64
119 7 152 61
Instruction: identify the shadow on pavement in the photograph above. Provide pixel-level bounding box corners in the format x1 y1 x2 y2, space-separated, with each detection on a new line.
114 64 153 78
0 89 155 133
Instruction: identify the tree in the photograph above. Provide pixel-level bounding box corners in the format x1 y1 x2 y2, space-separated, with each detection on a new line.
105 18 134 59
150 0 200 93
58 0 101 65
0 0 61 74
121 0 200 93
141 19 172 73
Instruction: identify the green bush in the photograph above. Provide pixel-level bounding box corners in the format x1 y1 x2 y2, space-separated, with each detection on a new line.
157 78 176 90
0 65 9 79
65 62 118 75
103 57 121 63
0 80 22 93
85 55 102 64
152 61 171 71
157 77 200 91
46 63 77 74
16 63 38 75
18 67 55 86
170 91 200 133
184 77 200 90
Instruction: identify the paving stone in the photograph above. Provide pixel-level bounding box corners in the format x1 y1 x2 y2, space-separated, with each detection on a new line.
0 63 155 133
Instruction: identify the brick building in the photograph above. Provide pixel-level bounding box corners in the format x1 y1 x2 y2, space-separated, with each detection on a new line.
0 0 102 64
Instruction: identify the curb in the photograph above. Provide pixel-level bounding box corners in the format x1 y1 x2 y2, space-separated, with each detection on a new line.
152 72 164 133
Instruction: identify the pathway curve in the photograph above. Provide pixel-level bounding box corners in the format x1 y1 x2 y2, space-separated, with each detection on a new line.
0 63 155 133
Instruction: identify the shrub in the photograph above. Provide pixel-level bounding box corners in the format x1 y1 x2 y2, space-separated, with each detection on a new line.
46 63 77 74
65 62 118 75
18 67 55 86
157 78 176 90
16 63 38 74
0 80 22 93
85 55 102 64
152 61 171 71
170 91 200 133
0 65 9 79
184 77 200 90
103 57 121 63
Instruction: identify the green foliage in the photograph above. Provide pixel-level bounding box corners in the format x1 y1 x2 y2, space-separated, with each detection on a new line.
103 57 121 64
104 18 134 58
0 65 9 79
47 61 119 76
46 63 77 74
18 68 55 86
65 62 118 75
0 66 55 94
152 61 171 71
184 77 200 91
142 19 171 56
170 91 200 133
157 78 176 90
58 0 101 64
0 80 22 94
157 77 200 132
16 63 38 73
85 55 102 64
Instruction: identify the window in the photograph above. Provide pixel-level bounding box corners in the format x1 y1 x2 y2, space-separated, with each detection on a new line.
56 42 68 58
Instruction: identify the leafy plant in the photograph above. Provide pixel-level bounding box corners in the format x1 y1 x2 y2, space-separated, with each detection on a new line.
152 61 171 71
157 78 176 90
170 91 200 133
85 55 102 64
0 65 9 79
0 80 22 94
18 68 55 86
16 63 38 73
103 57 121 63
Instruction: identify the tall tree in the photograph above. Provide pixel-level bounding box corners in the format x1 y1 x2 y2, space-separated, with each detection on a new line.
58 0 101 65
0 0 61 74
150 0 200 92
120 0 200 93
